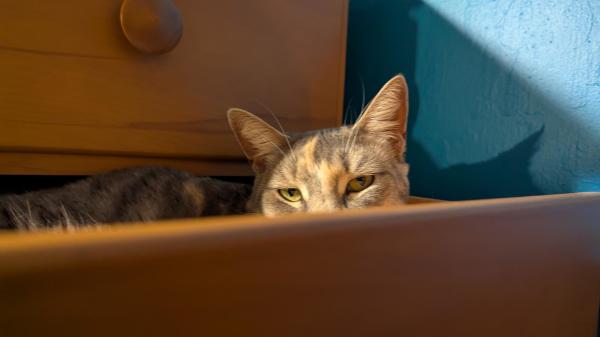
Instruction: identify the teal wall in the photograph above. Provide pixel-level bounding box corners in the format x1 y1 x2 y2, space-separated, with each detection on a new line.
345 0 600 200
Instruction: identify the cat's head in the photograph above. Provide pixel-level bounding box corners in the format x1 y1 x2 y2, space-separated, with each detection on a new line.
228 75 409 216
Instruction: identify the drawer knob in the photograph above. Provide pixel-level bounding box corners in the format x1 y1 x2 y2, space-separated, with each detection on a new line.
120 0 183 54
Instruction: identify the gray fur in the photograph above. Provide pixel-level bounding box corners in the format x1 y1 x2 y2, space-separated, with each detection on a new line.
229 75 410 216
0 167 251 230
1 75 410 230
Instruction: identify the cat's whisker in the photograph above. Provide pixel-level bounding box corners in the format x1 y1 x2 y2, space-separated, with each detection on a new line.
344 97 354 126
344 126 354 154
344 116 359 154
345 124 360 156
348 125 361 154
344 93 370 155
255 99 297 162
343 97 357 153
284 135 297 162
353 77 371 126
360 76 366 114
267 139 286 157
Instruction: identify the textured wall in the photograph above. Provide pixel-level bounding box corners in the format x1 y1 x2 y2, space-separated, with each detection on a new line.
345 0 600 200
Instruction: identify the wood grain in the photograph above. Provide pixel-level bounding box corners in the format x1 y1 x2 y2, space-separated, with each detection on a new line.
0 0 348 173
0 151 252 175
1 193 598 337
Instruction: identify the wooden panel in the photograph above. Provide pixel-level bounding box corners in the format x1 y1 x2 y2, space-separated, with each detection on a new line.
0 193 599 337
0 0 347 160
0 152 251 175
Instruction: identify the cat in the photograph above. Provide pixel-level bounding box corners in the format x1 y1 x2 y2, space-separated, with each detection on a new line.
0 75 410 230
0 167 252 230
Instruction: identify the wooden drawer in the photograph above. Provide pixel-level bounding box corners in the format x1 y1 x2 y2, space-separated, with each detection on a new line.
1 193 599 336
0 0 348 175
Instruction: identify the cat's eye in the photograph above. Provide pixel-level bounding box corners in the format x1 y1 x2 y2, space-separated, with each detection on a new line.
278 188 303 202
347 175 375 193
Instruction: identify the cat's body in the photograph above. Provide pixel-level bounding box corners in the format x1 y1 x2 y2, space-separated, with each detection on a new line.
1 75 410 230
0 167 251 230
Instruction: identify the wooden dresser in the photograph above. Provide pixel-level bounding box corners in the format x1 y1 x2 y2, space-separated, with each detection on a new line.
1 193 599 337
0 0 348 175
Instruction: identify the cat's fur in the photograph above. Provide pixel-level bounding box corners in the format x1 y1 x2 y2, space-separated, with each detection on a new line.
228 75 410 216
0 167 251 230
0 75 409 230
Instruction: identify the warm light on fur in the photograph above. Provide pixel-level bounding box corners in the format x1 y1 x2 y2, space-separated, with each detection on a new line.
1 75 411 229
228 75 410 216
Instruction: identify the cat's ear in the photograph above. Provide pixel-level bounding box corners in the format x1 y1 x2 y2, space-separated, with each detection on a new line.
227 108 288 172
352 74 409 152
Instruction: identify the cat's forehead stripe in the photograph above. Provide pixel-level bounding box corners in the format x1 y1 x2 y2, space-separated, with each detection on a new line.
275 129 388 191
301 136 319 168
315 161 338 192
303 129 345 163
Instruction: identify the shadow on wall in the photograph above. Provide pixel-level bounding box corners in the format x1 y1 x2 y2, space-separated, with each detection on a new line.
410 127 544 199
344 0 600 200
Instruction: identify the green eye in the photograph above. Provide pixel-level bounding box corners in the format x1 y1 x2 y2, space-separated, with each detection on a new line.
278 188 303 202
347 175 375 193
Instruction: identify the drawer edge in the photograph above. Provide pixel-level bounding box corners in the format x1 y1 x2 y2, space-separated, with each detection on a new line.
0 152 252 176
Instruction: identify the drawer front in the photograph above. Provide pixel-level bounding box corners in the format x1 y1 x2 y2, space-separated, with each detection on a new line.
0 1 347 164
1 194 599 336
